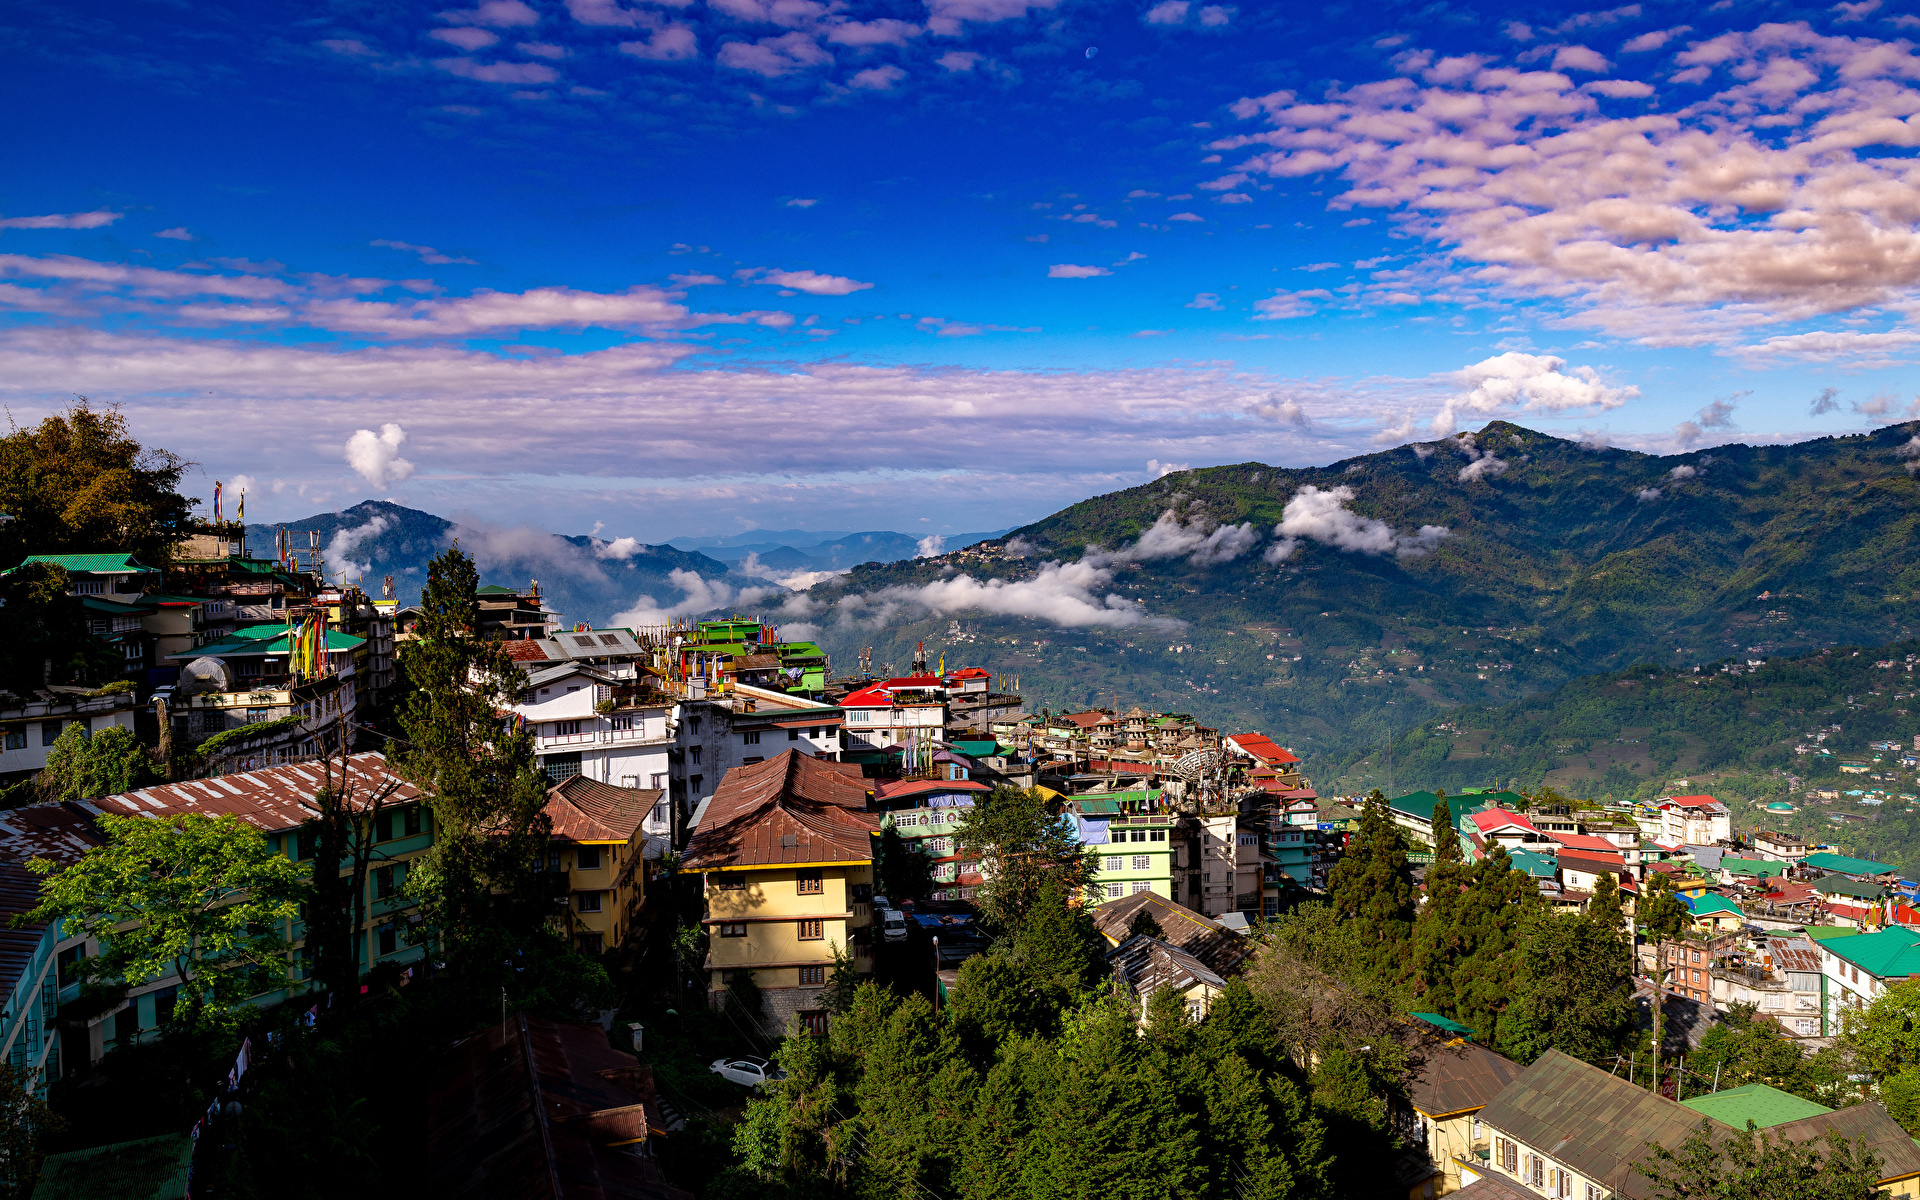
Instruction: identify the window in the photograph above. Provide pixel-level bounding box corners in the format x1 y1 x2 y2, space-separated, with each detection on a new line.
1132 856 1150 871
719 923 747 937
1104 856 1123 871
1586 1186 1603 1200
650 802 669 825
1472 1118 1483 1141
74 579 105 595
789 729 800 741
1106 882 1124 899
743 757 764 765
1131 882 1150 894
797 870 823 895
41 721 63 748
611 715 637 731
577 891 605 913
554 720 582 737
577 846 604 870
295 827 317 861
690 746 702 765
154 986 178 1027
717 875 746 891
378 924 397 956
799 966 825 985
542 752 581 784
1531 1156 1544 1188
57 945 85 988
375 866 396 898
3 728 23 751
375 811 395 842
403 806 422 837
651 773 666 790
578 932 605 954
800 1009 829 1035
798 919 824 940
1497 1139 1517 1174
743 731 761 745
1150 829 1166 841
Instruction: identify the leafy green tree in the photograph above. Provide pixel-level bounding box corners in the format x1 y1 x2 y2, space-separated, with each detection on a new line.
1588 867 1627 927
1016 880 1104 989
0 398 193 568
25 813 305 1030
36 722 157 803
849 992 975 1199
1430 797 1460 863
0 1062 62 1200
1498 908 1635 1066
1326 790 1415 983
1844 978 1920 1078
1882 1067 1920 1136
1310 1047 1399 1200
875 823 932 903
1694 1003 1844 1106
391 544 552 960
1634 1118 1881 1200
954 785 1096 930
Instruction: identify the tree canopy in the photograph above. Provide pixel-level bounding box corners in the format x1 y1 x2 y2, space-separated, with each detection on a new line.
0 399 194 567
954 785 1096 930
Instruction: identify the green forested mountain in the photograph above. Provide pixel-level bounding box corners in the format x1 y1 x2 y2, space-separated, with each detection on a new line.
806 420 1920 774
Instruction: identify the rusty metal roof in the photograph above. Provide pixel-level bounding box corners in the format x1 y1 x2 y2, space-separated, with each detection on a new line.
1089 890 1251 978
428 1013 690 1200
547 778 660 845
0 860 50 1013
1404 1036 1525 1118
0 801 105 865
86 753 420 836
1476 1049 1708 1199
1771 1101 1920 1182
681 750 875 870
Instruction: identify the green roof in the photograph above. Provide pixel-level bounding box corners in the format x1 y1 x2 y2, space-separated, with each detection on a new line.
1410 1012 1476 1039
1804 851 1898 877
30 1132 192 1200
1684 893 1744 918
1815 874 1887 900
475 584 522 595
1507 848 1558 878
1823 927 1920 980
165 627 364 661
1680 1084 1831 1130
8 552 157 575
952 740 999 757
1387 790 1487 834
1072 798 1122 814
1805 925 1863 941
80 595 154 614
1720 858 1787 877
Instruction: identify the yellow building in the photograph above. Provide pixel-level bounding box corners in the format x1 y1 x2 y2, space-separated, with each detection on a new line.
542 776 659 954
682 750 877 1034
1394 1032 1523 1198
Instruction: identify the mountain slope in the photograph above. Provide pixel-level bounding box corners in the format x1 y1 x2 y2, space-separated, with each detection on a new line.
797 421 1920 773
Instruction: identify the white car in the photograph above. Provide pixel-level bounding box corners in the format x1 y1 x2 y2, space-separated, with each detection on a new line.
882 911 909 942
711 1056 783 1089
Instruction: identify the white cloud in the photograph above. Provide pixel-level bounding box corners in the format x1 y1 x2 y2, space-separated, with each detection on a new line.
837 557 1173 630
1896 435 1920 475
1673 395 1741 448
751 268 874 295
716 31 830 76
1636 487 1663 501
0 211 120 230
915 534 947 557
323 513 394 579
434 57 559 83
827 17 923 45
1433 352 1636 434
1187 293 1222 309
1264 484 1449 562
1144 1 1189 24
371 239 479 266
849 64 908 90
1252 289 1330 319
1198 5 1232 26
441 0 540 25
1168 212 1205 222
154 227 195 241
430 26 502 50
344 423 415 487
1048 264 1112 278
1146 458 1189 478
612 568 778 626
1667 464 1698 481
595 536 643 559
1248 394 1311 427
619 26 699 60
785 198 818 208
1103 510 1260 567
923 0 1063 37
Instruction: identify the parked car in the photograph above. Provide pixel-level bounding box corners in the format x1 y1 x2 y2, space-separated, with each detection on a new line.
711 1056 784 1089
882 910 909 942
871 894 892 912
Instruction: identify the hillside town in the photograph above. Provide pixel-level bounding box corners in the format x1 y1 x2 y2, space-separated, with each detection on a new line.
9 500 1920 1198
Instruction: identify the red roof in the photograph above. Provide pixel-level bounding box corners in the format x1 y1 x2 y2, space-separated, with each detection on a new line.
1058 711 1113 730
949 668 990 679
841 683 892 707
1469 808 1540 835
682 750 876 869
1551 832 1621 854
501 640 551 662
884 674 943 689
875 778 989 804
1225 732 1300 766
1557 849 1627 871
1660 794 1725 811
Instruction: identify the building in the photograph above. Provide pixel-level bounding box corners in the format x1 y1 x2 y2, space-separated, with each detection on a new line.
1751 829 1809 864
161 621 366 766
1088 889 1252 979
0 799 108 1085
872 775 990 897
672 683 846 838
1065 795 1176 901
0 688 141 782
1705 935 1824 1036
515 661 674 801
542 777 659 954
1677 1086 1920 1198
1222 732 1306 789
1463 1049 1712 1199
1819 925 1920 1031
1801 850 1898 880
1465 810 1556 859
427 1013 690 1200
839 674 949 758
473 582 559 640
1656 795 1731 845
681 751 878 1034
1396 1036 1524 1199
1106 934 1228 1021
75 753 433 1066
1176 811 1259 919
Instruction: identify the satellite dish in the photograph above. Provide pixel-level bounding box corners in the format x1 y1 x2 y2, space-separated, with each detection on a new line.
1173 748 1219 781
179 657 231 695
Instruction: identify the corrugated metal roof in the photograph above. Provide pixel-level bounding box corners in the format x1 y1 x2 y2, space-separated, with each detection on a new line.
547 778 659 844
87 753 419 835
681 750 875 870
1476 1049 1706 1200
1106 933 1226 997
10 552 157 574
1769 1101 1920 1181
1089 891 1250 978
1404 1035 1524 1118
0 860 51 1015
0 801 106 865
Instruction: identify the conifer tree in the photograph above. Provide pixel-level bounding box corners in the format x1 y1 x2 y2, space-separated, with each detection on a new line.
1017 880 1104 989
391 544 552 961
1430 795 1460 863
1126 906 1166 941
1327 789 1415 983
955 785 1096 930
850 992 975 1199
1498 907 1635 1065
1408 844 1540 1043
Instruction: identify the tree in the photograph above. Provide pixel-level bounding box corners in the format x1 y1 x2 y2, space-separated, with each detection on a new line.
0 1062 62 1200
1430 797 1460 863
1843 978 1920 1078
1408 845 1540 1043
391 544 552 960
1498 908 1635 1066
0 563 116 698
25 813 305 1029
35 722 157 804
1634 1118 1881 1200
1016 880 1104 989
1127 907 1166 941
303 725 404 1002
1695 1003 1845 1106
0 399 194 568
1641 872 1690 944
876 823 932 904
954 785 1095 930
848 992 975 1199
1588 868 1625 927
1326 790 1415 983
947 953 1066 1060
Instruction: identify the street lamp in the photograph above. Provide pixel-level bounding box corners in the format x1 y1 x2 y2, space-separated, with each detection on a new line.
931 936 940 1011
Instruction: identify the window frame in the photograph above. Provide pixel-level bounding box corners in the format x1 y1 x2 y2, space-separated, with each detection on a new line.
796 870 823 895
797 919 824 940
719 922 748 937
576 890 605 913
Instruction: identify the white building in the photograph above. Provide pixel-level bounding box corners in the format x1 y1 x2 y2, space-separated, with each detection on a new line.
840 674 948 757
0 690 140 778
1658 794 1732 844
670 684 845 837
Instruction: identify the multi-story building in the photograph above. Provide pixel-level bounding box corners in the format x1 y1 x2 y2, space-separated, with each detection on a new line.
0 689 141 781
682 750 878 1034
514 657 673 799
1819 925 1920 1034
540 776 658 954
1751 829 1809 863
840 674 949 758
1394 1037 1522 1199
1705 934 1824 1037
0 803 105 1085
1657 794 1732 844
474 582 559 641
73 753 433 1067
161 622 365 766
671 683 845 842
1175 811 1264 919
1068 797 1175 901
874 776 989 897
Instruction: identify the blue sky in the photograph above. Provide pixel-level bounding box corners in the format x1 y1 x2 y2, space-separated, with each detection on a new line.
4 0 1918 541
